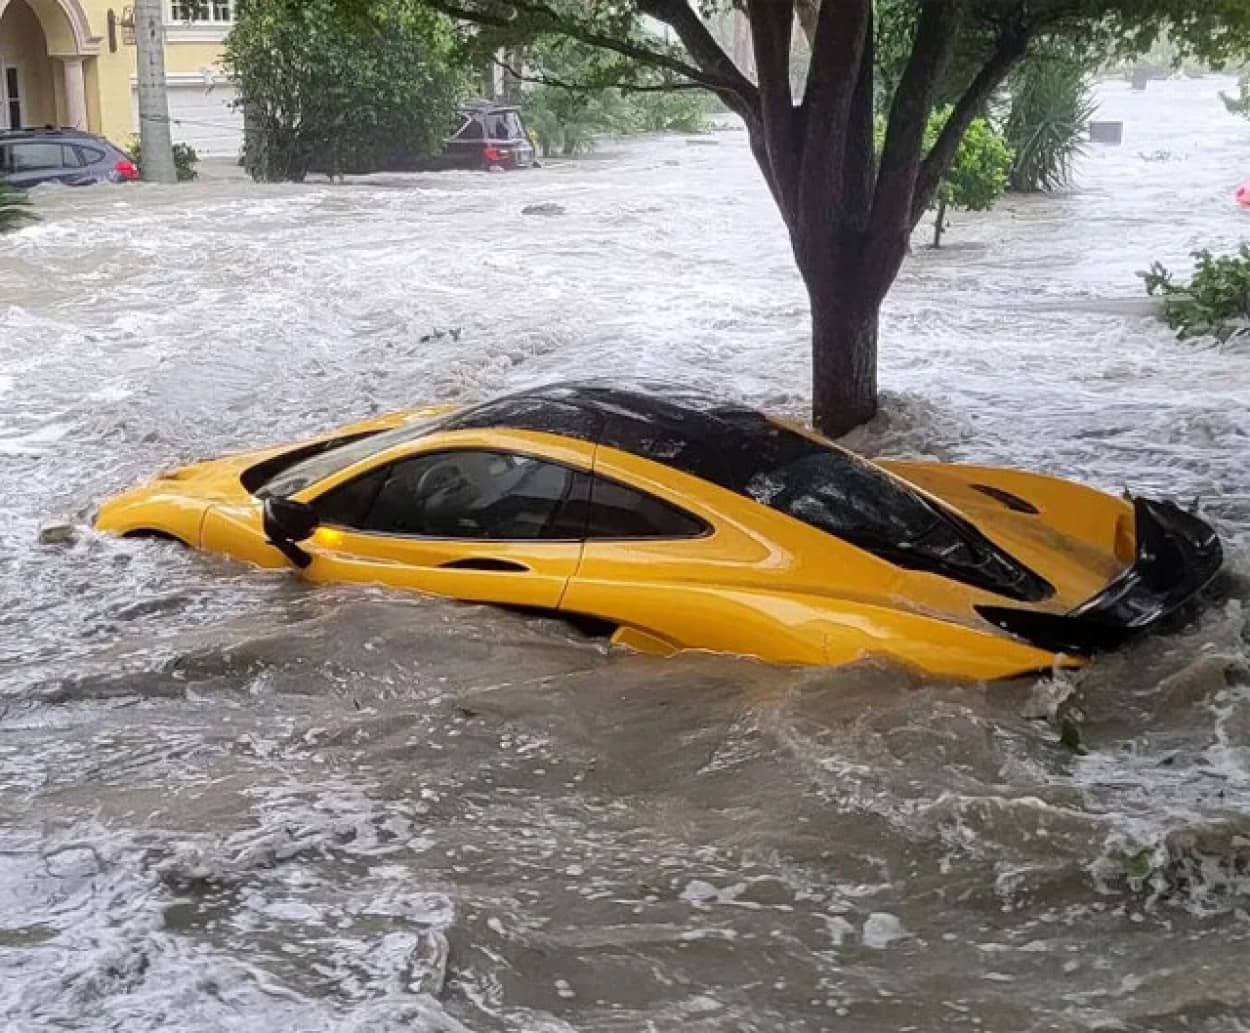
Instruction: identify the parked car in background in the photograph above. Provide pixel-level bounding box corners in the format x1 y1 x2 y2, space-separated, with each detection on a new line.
0 127 138 187
432 101 537 171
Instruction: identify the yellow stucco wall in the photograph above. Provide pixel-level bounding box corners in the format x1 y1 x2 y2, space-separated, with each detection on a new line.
1 0 228 143
0 0 58 126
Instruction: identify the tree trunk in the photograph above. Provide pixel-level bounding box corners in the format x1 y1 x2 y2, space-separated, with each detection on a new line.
932 196 947 248
805 275 880 437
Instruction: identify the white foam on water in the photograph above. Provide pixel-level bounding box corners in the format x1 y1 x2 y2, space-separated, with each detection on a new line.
1 76 1248 1031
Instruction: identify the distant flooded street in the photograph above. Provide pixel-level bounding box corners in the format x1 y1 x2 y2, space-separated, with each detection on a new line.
1 77 1248 1031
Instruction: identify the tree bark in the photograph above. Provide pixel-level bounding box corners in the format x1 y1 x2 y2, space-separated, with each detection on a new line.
807 277 879 437
933 196 947 248
581 0 1030 438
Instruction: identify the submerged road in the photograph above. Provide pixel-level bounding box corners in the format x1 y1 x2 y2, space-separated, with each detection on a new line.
1 77 1248 1031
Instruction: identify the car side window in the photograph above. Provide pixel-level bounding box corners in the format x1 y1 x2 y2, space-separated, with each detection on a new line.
75 145 105 165
11 142 67 171
0 145 10 174
585 476 708 539
313 467 387 528
455 118 483 141
60 145 83 168
314 451 575 540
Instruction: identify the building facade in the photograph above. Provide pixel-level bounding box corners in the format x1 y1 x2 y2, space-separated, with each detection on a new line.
0 0 242 156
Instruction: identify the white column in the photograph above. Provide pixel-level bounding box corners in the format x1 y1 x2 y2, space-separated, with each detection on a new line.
61 57 87 129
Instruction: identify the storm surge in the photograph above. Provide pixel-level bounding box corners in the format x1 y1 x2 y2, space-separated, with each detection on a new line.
1 76 1248 1031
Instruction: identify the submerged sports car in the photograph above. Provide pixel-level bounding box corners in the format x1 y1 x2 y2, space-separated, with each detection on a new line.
96 383 1222 679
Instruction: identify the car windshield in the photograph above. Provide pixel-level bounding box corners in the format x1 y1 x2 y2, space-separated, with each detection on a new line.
258 414 448 498
740 439 943 547
712 420 1048 600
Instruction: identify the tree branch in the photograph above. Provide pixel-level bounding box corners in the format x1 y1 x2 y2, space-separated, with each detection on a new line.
491 56 705 94
636 0 761 112
909 28 1030 225
867 0 963 245
747 0 800 215
797 0 872 232
794 0 819 47
424 0 727 93
840 13 875 235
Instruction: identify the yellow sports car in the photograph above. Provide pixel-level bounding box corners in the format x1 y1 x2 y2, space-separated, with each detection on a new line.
95 382 1222 679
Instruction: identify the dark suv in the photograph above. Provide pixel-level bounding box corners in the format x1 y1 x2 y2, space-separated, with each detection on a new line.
434 102 537 171
0 127 139 188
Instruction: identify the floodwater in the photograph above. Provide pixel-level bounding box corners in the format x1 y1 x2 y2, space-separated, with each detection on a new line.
1 76 1248 1031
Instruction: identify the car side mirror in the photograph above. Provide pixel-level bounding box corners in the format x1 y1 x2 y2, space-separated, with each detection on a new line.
262 497 318 568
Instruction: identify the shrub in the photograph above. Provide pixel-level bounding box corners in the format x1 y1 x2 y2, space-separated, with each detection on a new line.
127 135 200 181
523 84 632 157
627 90 710 133
1004 57 1096 193
0 180 35 234
226 0 468 181
1140 246 1250 341
875 109 1011 247
931 112 1013 247
868 108 1009 248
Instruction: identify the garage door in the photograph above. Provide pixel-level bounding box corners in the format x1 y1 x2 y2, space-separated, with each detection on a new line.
130 76 242 158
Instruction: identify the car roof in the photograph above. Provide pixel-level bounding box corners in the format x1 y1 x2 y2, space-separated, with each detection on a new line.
458 99 522 115
442 380 743 437
0 126 107 142
438 381 803 493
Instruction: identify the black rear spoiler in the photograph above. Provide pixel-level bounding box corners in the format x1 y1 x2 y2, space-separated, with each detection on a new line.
976 497 1223 656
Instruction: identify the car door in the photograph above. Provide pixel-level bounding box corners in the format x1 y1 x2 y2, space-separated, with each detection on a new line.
559 453 833 660
299 447 587 609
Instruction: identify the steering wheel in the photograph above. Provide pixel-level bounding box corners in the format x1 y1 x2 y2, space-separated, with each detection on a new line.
416 459 470 502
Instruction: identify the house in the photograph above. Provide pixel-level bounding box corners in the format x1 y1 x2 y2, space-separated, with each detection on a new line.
0 0 242 156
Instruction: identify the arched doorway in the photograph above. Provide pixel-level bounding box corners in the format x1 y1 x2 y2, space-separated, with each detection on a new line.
0 0 98 130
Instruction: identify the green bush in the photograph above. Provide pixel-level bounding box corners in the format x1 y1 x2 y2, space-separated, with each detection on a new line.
877 109 1012 248
933 113 1013 247
1140 246 1250 341
0 180 35 234
226 0 468 181
126 135 200 181
1004 57 1095 193
627 90 710 133
523 85 632 157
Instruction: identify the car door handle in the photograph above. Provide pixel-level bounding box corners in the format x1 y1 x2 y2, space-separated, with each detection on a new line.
438 558 530 572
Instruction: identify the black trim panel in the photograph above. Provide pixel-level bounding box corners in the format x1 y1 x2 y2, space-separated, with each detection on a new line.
977 498 1223 655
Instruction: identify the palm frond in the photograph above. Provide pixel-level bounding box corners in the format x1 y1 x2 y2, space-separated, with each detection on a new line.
1005 58 1096 193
